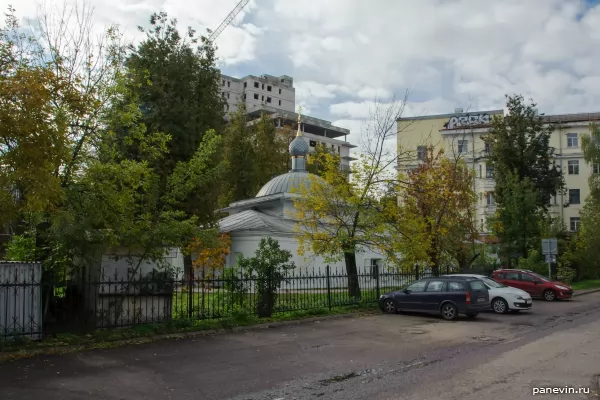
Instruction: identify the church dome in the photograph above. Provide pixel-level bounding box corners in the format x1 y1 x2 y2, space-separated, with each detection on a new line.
255 171 325 197
289 136 309 156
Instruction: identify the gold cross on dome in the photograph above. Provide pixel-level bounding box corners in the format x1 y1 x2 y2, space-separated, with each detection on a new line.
297 106 303 124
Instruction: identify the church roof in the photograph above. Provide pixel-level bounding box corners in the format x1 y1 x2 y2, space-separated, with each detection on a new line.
219 210 296 233
255 171 324 197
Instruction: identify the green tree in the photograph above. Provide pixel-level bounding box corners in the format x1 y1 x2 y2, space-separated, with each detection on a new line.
307 143 338 176
238 237 295 318
485 95 564 259
220 105 256 205
252 112 289 190
486 95 564 210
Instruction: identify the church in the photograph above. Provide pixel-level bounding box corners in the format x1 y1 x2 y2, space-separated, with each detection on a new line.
218 114 387 276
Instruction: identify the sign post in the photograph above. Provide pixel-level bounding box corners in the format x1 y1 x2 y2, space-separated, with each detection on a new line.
541 238 558 279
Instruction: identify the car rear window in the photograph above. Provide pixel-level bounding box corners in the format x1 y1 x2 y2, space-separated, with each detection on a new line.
469 280 486 292
448 282 465 292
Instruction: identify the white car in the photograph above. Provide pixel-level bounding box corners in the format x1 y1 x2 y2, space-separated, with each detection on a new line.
447 274 532 314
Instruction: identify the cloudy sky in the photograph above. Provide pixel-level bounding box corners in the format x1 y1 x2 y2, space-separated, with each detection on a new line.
5 0 600 144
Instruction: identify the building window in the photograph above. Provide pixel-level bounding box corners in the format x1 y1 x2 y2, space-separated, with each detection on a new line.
222 79 225 86
267 85 272 92
416 146 426 160
266 97 272 103
593 163 599 174
261 95 264 101
458 140 468 154
242 93 246 100
484 142 492 153
486 192 495 206
569 189 581 205
570 217 581 232
568 160 579 175
244 82 247 88
309 140 316 147
278 100 281 106
253 93 259 100
261 83 264 89
227 81 230 87
254 82 259 88
338 146 341 154
478 165 482 178
486 165 494 178
567 133 578 148
279 89 282 94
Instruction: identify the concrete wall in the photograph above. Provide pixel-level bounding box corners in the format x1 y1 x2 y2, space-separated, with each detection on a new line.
221 74 296 117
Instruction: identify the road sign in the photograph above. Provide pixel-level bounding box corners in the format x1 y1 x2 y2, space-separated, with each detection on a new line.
545 254 556 263
542 238 558 255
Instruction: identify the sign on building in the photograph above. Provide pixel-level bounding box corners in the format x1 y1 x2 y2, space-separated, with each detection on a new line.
444 113 491 130
541 238 558 255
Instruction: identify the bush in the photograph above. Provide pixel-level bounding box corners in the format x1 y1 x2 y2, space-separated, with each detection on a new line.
517 250 547 275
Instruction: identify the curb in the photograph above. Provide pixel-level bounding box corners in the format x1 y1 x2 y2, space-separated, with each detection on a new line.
0 310 379 362
573 288 600 297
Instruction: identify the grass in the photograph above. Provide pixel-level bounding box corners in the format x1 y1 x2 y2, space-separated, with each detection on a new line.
0 302 379 361
571 279 600 291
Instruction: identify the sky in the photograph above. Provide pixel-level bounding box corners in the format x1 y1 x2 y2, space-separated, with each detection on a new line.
5 0 600 146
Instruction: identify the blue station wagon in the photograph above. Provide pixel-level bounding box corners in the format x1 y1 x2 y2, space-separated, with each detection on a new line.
378 276 490 320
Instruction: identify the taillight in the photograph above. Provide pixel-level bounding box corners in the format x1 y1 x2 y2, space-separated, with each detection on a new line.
466 292 471 305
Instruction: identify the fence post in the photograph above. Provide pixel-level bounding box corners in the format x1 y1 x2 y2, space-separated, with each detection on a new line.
414 263 419 281
187 269 193 319
375 264 380 300
326 265 332 311
446 264 450 275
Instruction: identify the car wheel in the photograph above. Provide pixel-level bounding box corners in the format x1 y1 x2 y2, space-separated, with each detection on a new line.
383 299 397 314
543 289 556 301
466 312 478 319
440 303 458 321
492 297 509 314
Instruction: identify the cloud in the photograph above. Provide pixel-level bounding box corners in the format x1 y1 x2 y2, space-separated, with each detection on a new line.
8 0 600 145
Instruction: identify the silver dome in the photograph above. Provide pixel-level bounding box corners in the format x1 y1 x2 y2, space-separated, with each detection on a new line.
289 136 309 156
255 171 325 197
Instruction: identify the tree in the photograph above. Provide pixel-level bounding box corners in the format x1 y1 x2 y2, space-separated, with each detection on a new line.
252 112 289 191
293 96 409 299
238 237 295 318
307 143 338 177
220 105 256 205
488 173 545 264
392 147 477 275
485 95 564 259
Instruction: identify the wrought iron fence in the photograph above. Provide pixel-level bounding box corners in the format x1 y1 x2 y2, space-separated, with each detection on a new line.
1 264 438 340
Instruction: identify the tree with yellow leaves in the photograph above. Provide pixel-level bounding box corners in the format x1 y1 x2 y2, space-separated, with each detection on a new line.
292 96 413 299
395 146 477 275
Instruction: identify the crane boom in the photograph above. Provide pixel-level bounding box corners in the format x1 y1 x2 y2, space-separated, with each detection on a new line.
208 0 251 42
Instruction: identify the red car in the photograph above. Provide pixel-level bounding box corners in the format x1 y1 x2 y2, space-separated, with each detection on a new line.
492 269 573 301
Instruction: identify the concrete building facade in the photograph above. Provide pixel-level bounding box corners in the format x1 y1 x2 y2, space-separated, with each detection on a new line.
221 73 356 171
397 109 600 236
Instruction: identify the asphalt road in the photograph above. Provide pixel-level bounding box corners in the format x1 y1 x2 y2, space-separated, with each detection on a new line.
1 292 600 400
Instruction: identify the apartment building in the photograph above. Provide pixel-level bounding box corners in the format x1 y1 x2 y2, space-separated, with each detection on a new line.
220 74 296 114
221 73 356 170
397 108 600 236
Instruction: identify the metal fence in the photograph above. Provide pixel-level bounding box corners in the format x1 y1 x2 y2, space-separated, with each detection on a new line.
0 263 485 340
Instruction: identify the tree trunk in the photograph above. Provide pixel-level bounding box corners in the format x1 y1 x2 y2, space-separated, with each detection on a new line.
344 251 361 299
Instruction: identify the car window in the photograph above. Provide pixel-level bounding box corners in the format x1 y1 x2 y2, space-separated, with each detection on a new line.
520 273 535 282
481 277 505 288
426 281 445 292
406 280 427 292
530 272 550 282
496 273 506 279
469 280 486 292
505 272 519 280
448 282 465 292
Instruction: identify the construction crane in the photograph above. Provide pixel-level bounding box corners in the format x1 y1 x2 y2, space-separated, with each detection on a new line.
207 0 251 43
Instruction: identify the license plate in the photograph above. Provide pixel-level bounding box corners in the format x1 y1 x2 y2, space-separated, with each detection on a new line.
477 297 486 303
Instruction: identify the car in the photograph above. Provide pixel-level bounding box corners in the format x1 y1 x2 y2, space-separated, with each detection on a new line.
492 269 573 301
445 274 532 313
378 276 490 321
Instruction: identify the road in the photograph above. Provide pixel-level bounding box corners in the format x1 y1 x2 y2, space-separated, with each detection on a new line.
1 292 600 400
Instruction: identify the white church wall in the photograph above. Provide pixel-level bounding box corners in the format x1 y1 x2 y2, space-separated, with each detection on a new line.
227 233 409 291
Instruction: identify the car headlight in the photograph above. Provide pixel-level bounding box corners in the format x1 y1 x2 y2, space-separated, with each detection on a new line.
555 285 568 291
379 295 384 299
